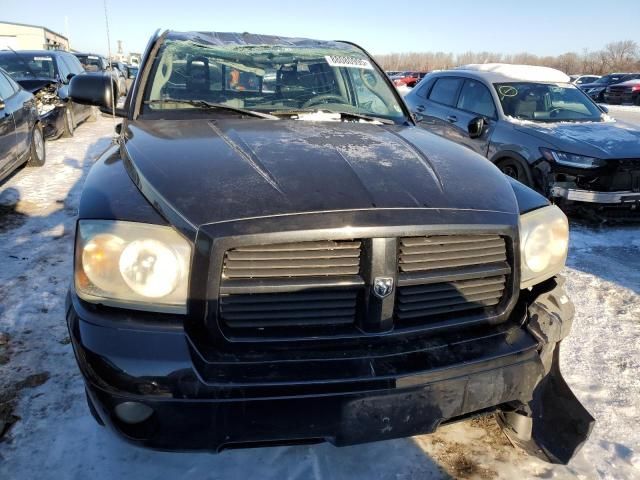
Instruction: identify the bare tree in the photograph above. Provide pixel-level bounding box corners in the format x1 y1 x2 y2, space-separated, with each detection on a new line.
375 40 640 74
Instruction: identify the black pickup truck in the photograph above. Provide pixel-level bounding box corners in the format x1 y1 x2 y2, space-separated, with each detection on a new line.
67 30 593 463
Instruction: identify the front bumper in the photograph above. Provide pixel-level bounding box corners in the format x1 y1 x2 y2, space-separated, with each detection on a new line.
603 92 637 105
66 277 593 463
551 185 640 204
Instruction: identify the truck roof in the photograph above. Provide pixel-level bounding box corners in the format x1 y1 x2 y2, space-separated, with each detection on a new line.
165 30 352 50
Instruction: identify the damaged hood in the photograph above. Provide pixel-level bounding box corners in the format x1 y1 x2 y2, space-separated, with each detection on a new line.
515 120 640 159
14 78 58 94
123 119 517 227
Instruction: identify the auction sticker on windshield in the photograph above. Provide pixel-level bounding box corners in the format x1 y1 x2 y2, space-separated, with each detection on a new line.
325 55 373 70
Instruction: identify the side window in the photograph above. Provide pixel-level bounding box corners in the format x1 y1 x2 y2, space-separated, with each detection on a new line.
64 54 85 75
457 79 496 118
0 71 16 100
428 77 463 106
415 78 435 99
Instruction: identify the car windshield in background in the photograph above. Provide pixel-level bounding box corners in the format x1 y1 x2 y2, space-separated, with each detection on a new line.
0 53 56 80
595 74 626 84
144 39 406 123
76 55 103 72
495 82 603 122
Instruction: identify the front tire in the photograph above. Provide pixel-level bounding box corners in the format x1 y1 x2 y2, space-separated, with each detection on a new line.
26 124 46 167
62 106 75 138
496 158 533 187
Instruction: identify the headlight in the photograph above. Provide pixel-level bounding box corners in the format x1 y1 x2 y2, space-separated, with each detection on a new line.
519 205 569 289
75 220 192 313
540 148 606 169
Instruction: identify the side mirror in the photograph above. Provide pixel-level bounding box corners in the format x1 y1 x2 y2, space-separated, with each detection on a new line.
66 73 75 83
599 104 609 114
468 116 486 139
69 72 115 109
413 112 424 123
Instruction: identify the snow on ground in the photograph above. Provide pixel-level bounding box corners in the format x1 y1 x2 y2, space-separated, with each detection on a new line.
605 105 640 113
0 116 639 479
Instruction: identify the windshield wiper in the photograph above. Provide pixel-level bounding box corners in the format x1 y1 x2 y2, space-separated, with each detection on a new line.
269 109 395 125
145 99 278 119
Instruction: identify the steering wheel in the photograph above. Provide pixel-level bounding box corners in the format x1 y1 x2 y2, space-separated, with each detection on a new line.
302 94 345 109
549 107 564 118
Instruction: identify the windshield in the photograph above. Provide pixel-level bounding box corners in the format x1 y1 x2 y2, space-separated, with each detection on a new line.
495 82 603 122
76 55 103 72
595 74 626 84
143 38 406 123
0 53 56 80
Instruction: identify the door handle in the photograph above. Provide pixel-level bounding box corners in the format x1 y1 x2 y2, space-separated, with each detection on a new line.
415 105 425 113
447 115 458 123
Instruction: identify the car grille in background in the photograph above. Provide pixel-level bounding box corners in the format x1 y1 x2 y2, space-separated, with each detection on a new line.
222 240 362 279
395 235 509 322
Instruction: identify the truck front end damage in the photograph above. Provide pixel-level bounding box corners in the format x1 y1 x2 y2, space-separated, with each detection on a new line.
67 274 593 461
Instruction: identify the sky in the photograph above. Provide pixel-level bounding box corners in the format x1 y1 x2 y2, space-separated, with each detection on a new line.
2 0 638 57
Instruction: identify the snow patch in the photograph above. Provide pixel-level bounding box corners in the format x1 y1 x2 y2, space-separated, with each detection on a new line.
456 63 570 83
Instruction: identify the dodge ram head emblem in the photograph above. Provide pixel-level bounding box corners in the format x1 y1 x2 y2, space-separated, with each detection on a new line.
373 277 394 299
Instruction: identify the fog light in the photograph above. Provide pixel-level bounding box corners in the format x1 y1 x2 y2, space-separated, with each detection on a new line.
114 401 154 424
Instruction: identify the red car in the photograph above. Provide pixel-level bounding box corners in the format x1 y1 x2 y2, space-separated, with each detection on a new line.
392 71 427 88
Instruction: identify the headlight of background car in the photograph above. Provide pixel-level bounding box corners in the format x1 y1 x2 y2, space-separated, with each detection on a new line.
75 221 192 313
519 205 569 289
540 148 606 169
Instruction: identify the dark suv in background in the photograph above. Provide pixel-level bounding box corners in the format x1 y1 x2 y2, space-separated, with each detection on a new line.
0 50 95 138
579 73 640 102
404 64 640 218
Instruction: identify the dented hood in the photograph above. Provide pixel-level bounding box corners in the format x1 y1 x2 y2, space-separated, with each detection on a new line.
123 119 517 227
14 78 58 94
514 120 640 159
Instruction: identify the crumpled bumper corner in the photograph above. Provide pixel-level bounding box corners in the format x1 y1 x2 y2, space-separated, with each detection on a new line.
497 344 594 464
497 277 594 464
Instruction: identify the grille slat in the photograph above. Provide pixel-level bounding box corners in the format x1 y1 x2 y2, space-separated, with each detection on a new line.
399 255 507 272
396 292 503 312
398 284 504 304
395 299 500 319
399 275 505 295
223 240 361 279
219 288 359 329
395 234 509 323
400 246 506 264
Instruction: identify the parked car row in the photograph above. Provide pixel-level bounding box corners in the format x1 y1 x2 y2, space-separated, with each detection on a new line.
388 71 428 87
577 72 640 104
0 47 121 182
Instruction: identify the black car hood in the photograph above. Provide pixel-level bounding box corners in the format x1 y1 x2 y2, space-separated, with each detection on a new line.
123 118 517 227
14 78 58 93
514 120 640 159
